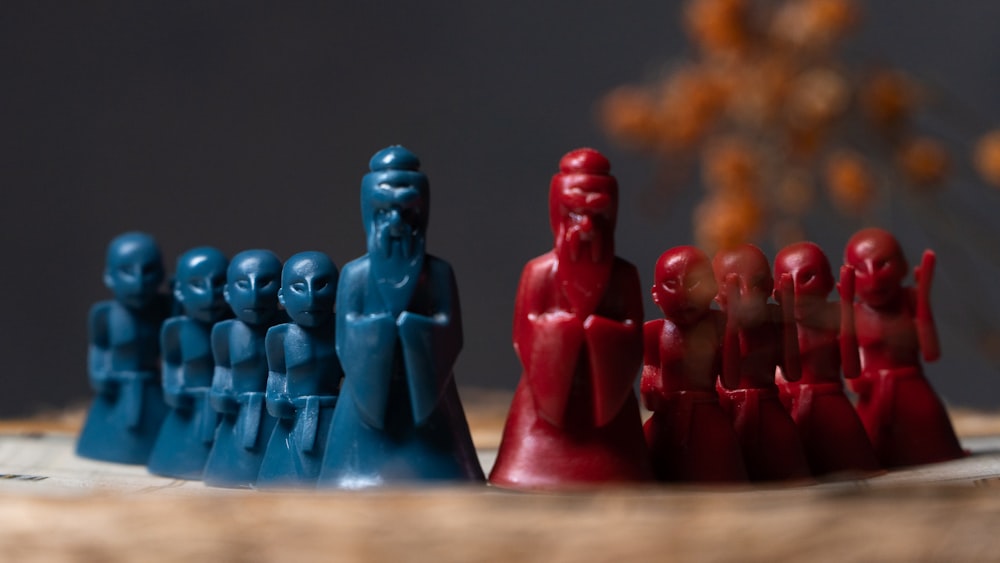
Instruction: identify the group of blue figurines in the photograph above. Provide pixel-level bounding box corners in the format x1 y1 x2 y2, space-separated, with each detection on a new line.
76 146 485 488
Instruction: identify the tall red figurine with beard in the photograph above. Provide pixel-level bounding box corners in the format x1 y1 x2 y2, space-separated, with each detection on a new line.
772 242 880 475
641 247 747 483
713 244 811 481
843 228 964 467
489 148 653 489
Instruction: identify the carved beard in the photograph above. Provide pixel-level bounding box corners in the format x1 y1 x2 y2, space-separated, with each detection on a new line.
370 223 425 318
554 224 614 318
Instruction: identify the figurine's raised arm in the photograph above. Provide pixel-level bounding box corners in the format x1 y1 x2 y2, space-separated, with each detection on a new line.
210 322 238 414
838 264 861 380
720 273 742 390
640 319 665 411
777 272 802 383
914 250 940 362
160 318 192 409
87 302 113 394
264 324 294 420
397 257 463 425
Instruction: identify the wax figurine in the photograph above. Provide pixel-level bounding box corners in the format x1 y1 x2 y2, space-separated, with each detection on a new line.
772 242 880 475
713 244 811 481
489 148 652 489
147 247 230 479
843 228 964 467
202 250 286 488
317 146 483 488
77 233 172 464
641 247 747 483
257 251 342 488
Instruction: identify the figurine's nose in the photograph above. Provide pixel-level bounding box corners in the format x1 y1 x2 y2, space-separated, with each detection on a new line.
387 208 404 235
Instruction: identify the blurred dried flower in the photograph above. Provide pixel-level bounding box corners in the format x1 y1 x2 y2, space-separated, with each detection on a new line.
702 136 760 195
974 130 1000 187
771 219 807 248
770 0 860 52
684 0 755 57
897 136 949 188
825 150 876 214
694 194 764 252
655 67 729 150
861 69 916 138
786 68 850 128
776 170 816 215
600 86 660 149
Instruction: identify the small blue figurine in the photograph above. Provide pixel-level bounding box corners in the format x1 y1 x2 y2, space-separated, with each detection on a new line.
316 146 484 489
77 232 171 464
203 250 287 488
256 251 342 488
147 247 231 479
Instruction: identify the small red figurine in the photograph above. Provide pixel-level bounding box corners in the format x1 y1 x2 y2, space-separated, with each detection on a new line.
772 242 880 475
489 148 653 489
843 228 964 467
713 244 811 481
641 247 748 483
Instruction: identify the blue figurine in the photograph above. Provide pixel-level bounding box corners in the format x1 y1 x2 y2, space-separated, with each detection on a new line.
316 146 484 489
256 251 342 488
147 247 230 479
203 250 286 488
77 232 171 464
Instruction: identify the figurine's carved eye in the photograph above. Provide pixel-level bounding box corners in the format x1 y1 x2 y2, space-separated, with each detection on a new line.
801 271 815 283
259 279 275 291
118 266 136 278
877 259 890 270
686 277 701 291
290 282 307 293
235 280 251 291
313 279 328 292
188 277 206 291
662 279 679 291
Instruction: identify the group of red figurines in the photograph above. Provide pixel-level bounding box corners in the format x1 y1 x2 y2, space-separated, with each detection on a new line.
490 148 965 490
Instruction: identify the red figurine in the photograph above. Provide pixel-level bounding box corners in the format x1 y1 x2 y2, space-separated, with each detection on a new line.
489 148 653 489
641 247 748 483
843 228 964 467
713 244 811 481
772 242 880 475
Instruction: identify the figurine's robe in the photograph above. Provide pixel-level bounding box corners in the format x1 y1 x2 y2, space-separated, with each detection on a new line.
77 299 170 465
716 311 811 482
147 316 220 480
642 317 747 483
203 318 281 488
852 299 963 467
775 309 879 475
489 253 652 488
256 322 340 488
317 255 483 488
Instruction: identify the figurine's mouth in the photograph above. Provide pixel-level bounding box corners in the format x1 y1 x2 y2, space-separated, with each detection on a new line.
564 228 604 263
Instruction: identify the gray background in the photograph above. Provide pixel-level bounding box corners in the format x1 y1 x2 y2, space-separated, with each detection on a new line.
3 1 1000 416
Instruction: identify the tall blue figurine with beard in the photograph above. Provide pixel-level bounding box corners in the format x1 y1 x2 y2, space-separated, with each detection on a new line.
203 250 287 488
147 247 231 479
255 251 342 488
77 232 172 464
317 145 484 489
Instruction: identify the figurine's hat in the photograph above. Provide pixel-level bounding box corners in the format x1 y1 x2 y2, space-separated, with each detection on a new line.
548 148 619 235
361 145 430 234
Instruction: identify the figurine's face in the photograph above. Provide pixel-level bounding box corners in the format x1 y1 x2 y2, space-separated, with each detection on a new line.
279 254 336 328
224 252 281 326
554 185 614 263
104 236 165 308
367 180 425 261
175 250 229 323
651 247 716 325
713 245 773 325
845 229 908 307
774 242 834 314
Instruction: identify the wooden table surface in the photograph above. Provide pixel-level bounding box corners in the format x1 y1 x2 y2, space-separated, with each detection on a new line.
1 390 999 563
